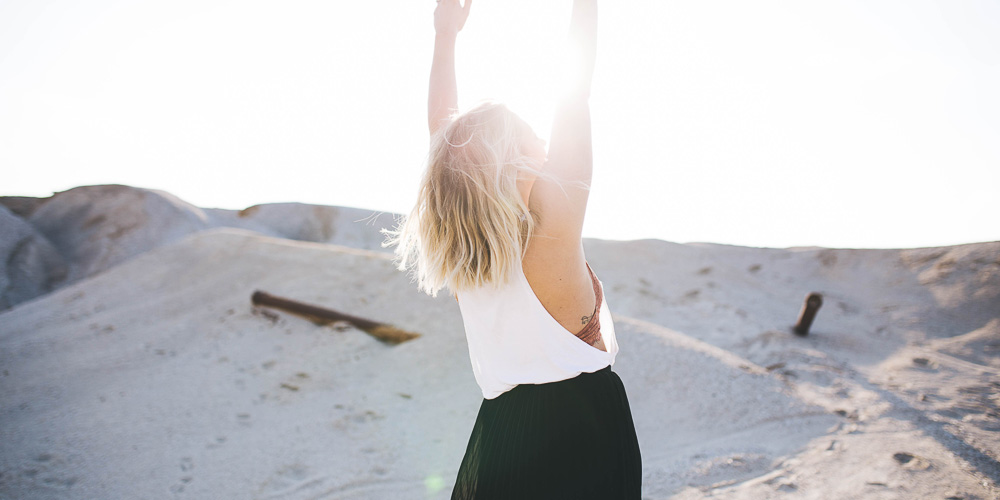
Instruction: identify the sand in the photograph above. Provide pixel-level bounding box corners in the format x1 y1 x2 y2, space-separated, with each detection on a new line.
1 184 997 499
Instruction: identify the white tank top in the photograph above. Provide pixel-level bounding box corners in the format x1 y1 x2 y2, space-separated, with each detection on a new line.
455 259 620 399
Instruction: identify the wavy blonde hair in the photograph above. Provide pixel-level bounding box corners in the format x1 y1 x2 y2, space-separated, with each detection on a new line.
382 101 554 297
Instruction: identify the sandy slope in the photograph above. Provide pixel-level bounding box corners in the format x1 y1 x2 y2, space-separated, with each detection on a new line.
1 189 998 499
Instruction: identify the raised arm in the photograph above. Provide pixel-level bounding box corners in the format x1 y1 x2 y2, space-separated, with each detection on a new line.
428 0 472 137
559 0 598 102
530 0 598 243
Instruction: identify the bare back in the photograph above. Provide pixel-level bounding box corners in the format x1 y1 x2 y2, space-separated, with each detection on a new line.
522 165 606 352
522 228 605 351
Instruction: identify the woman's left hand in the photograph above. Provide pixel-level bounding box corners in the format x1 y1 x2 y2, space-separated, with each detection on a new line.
434 0 472 35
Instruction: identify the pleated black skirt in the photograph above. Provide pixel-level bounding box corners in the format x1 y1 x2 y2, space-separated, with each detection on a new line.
451 365 642 500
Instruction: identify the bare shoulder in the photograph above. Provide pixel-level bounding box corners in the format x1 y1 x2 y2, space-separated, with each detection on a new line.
527 169 590 246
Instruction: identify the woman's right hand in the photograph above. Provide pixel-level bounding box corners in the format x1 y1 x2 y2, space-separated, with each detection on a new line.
434 0 472 35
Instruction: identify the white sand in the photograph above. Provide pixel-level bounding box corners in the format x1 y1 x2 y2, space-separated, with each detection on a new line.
1 185 997 499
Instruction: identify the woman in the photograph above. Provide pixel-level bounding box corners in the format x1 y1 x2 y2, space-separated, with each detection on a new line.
384 1 642 498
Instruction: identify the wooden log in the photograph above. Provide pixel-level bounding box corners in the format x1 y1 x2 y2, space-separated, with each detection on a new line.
251 290 421 345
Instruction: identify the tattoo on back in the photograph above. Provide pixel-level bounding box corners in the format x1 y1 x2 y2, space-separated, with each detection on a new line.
580 314 591 325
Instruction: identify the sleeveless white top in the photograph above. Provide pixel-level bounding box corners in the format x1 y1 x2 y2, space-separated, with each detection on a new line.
455 259 620 399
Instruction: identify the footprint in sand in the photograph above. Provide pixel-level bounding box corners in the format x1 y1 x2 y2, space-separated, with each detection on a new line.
256 462 330 499
19 452 79 490
169 457 194 494
892 452 931 470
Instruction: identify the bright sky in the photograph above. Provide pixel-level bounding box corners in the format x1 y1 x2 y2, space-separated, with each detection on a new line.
2 0 997 249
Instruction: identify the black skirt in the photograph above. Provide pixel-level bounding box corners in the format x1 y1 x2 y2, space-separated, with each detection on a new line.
451 365 642 499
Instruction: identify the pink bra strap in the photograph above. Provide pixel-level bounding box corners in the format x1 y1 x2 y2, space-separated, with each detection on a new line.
574 262 603 345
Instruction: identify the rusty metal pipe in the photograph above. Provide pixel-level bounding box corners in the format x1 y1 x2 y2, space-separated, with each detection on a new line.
793 292 823 336
251 290 420 345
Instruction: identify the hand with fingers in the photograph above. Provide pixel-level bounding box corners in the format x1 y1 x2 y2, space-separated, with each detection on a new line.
434 0 472 35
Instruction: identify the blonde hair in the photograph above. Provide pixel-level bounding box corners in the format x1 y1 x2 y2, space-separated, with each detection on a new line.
382 101 558 297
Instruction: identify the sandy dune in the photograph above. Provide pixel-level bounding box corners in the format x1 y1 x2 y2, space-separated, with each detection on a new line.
1 185 997 499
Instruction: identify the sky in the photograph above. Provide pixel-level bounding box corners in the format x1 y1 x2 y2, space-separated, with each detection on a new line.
2 0 998 249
